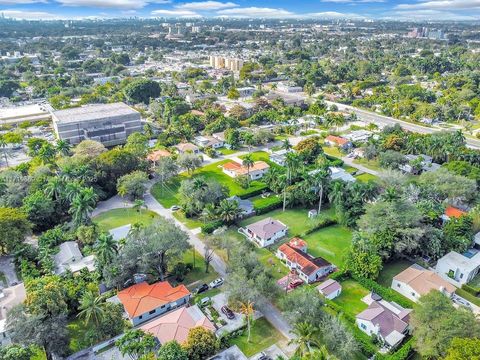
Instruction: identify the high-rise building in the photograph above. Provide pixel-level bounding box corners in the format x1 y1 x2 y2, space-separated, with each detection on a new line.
209 56 244 71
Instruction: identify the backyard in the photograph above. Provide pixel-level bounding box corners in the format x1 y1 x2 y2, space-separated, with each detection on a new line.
229 318 286 357
332 279 370 317
92 208 160 231
377 259 413 288
179 249 220 289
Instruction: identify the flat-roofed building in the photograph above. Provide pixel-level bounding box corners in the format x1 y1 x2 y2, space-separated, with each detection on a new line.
52 102 142 146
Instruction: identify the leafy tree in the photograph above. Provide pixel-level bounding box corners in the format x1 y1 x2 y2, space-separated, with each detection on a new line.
0 207 31 255
183 327 218 360
280 287 325 327
155 156 178 185
294 136 323 163
69 187 98 227
177 152 202 174
157 340 188 360
117 170 149 200
21 190 56 231
73 140 107 160
178 177 227 216
443 215 474 254
224 128 241 149
124 79 161 104
116 329 157 360
125 133 149 158
345 233 383 279
410 290 480 359
378 150 406 170
25 276 68 317
289 322 321 357
445 338 480 360
227 87 240 100
0 345 33 360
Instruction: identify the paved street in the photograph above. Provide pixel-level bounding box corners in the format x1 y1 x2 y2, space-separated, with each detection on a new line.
325 100 480 150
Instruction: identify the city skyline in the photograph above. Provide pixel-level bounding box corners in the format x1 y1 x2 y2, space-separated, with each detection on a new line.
1 0 480 22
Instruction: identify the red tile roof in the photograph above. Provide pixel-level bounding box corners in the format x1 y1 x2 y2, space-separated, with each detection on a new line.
445 206 466 219
147 149 171 162
117 282 190 318
325 135 349 146
278 243 331 276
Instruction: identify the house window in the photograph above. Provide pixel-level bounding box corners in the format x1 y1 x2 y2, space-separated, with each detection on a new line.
411 292 416 297
139 315 143 320
397 283 401 288
460 273 464 279
360 323 367 330
149 309 156 315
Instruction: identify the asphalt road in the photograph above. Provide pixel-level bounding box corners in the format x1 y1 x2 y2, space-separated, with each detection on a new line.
325 100 480 150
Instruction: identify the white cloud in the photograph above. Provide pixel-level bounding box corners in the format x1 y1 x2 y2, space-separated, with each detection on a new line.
386 8 478 19
307 11 366 18
216 6 295 18
0 0 46 4
57 0 171 9
151 8 200 17
0 9 62 19
176 1 238 10
396 0 480 10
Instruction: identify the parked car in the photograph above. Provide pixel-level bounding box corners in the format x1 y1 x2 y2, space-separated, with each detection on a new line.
221 305 235 319
195 283 209 294
258 352 271 360
287 279 303 290
170 205 180 211
209 277 224 288
200 297 211 306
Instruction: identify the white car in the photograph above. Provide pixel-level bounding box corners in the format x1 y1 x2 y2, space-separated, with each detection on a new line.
200 297 211 306
209 278 224 288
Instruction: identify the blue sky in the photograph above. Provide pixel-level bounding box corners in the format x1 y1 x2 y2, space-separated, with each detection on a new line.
1 0 479 21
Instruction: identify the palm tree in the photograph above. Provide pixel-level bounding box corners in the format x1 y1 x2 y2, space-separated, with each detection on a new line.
38 143 57 164
65 181 83 203
243 132 255 152
288 322 321 358
94 233 118 266
69 187 98 226
239 301 255 343
44 177 66 203
311 167 331 213
56 140 71 156
218 199 241 224
305 346 338 360
283 152 301 211
328 181 345 207
192 177 208 193
77 290 107 326
201 203 218 223
282 138 292 151
0 135 9 167
132 199 147 212
381 187 400 202
242 154 254 188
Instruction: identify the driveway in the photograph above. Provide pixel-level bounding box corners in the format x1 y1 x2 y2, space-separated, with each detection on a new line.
0 256 19 286
250 344 287 360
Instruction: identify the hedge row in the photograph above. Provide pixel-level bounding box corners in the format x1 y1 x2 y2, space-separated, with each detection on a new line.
299 218 338 237
253 198 283 215
462 283 480 296
376 338 415 360
201 220 224 234
238 186 268 199
325 154 344 166
352 275 414 308
456 288 480 307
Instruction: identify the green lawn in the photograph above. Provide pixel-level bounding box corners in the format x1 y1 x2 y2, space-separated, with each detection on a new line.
151 153 269 208
217 147 238 155
30 347 47 360
250 194 282 208
229 318 286 357
377 259 413 288
355 173 378 182
93 208 160 231
239 206 337 238
178 249 220 289
173 211 204 229
322 145 344 158
333 279 370 317
302 225 352 268
67 318 91 353
353 158 382 172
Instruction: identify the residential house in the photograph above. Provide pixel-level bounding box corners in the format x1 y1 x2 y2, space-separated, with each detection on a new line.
317 279 342 299
237 87 255 98
356 296 411 349
193 135 224 149
399 154 440 175
277 82 303 93
441 206 467 223
0 283 27 346
391 264 456 302
141 304 215 344
265 92 306 107
343 130 372 143
329 167 356 182
435 250 480 286
212 132 225 142
269 149 293 167
147 149 171 166
324 135 352 150
54 241 96 275
276 238 335 284
175 142 200 154
117 281 191 326
239 217 288 247
221 160 270 180
227 196 255 217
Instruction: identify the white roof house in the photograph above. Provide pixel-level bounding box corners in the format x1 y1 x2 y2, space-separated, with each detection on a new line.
435 250 480 286
239 217 288 247
310 167 356 182
54 241 96 275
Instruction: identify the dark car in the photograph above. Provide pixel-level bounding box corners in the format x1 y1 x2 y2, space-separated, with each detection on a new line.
287 279 303 290
258 352 271 360
221 305 235 319
195 283 209 294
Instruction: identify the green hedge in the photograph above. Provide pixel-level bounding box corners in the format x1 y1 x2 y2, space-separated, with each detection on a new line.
376 338 415 360
462 283 480 296
238 187 268 199
253 198 283 215
352 275 414 308
300 218 338 237
325 154 344 166
201 220 224 234
456 288 480 307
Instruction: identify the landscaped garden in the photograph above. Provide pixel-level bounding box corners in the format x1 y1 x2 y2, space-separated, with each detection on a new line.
229 318 286 357
93 208 159 231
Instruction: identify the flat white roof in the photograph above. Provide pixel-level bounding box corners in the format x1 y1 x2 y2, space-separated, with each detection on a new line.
438 251 480 273
0 104 48 120
52 102 139 124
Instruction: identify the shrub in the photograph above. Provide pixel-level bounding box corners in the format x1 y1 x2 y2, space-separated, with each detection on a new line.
377 338 415 360
300 218 337 237
455 288 480 307
238 186 268 199
201 220 223 234
254 198 283 215
462 283 480 296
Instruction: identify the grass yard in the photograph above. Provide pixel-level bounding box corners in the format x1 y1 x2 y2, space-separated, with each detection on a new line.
179 249 220 289
173 211 204 229
353 158 382 172
250 194 282 208
322 145 344 158
377 259 413 288
239 206 337 238
217 147 239 155
302 225 352 268
355 173 378 182
333 279 370 317
229 318 286 357
93 208 160 231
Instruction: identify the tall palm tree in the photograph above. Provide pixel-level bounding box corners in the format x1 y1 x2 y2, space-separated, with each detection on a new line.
304 346 338 360
218 199 241 224
282 138 292 151
239 301 255 343
0 136 9 167
311 167 331 213
288 322 321 358
38 143 57 165
56 140 71 156
69 187 98 226
283 152 301 211
242 154 254 188
65 181 83 203
77 290 107 326
192 177 208 193
44 177 66 203
94 233 118 266
132 199 147 212
201 203 218 223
